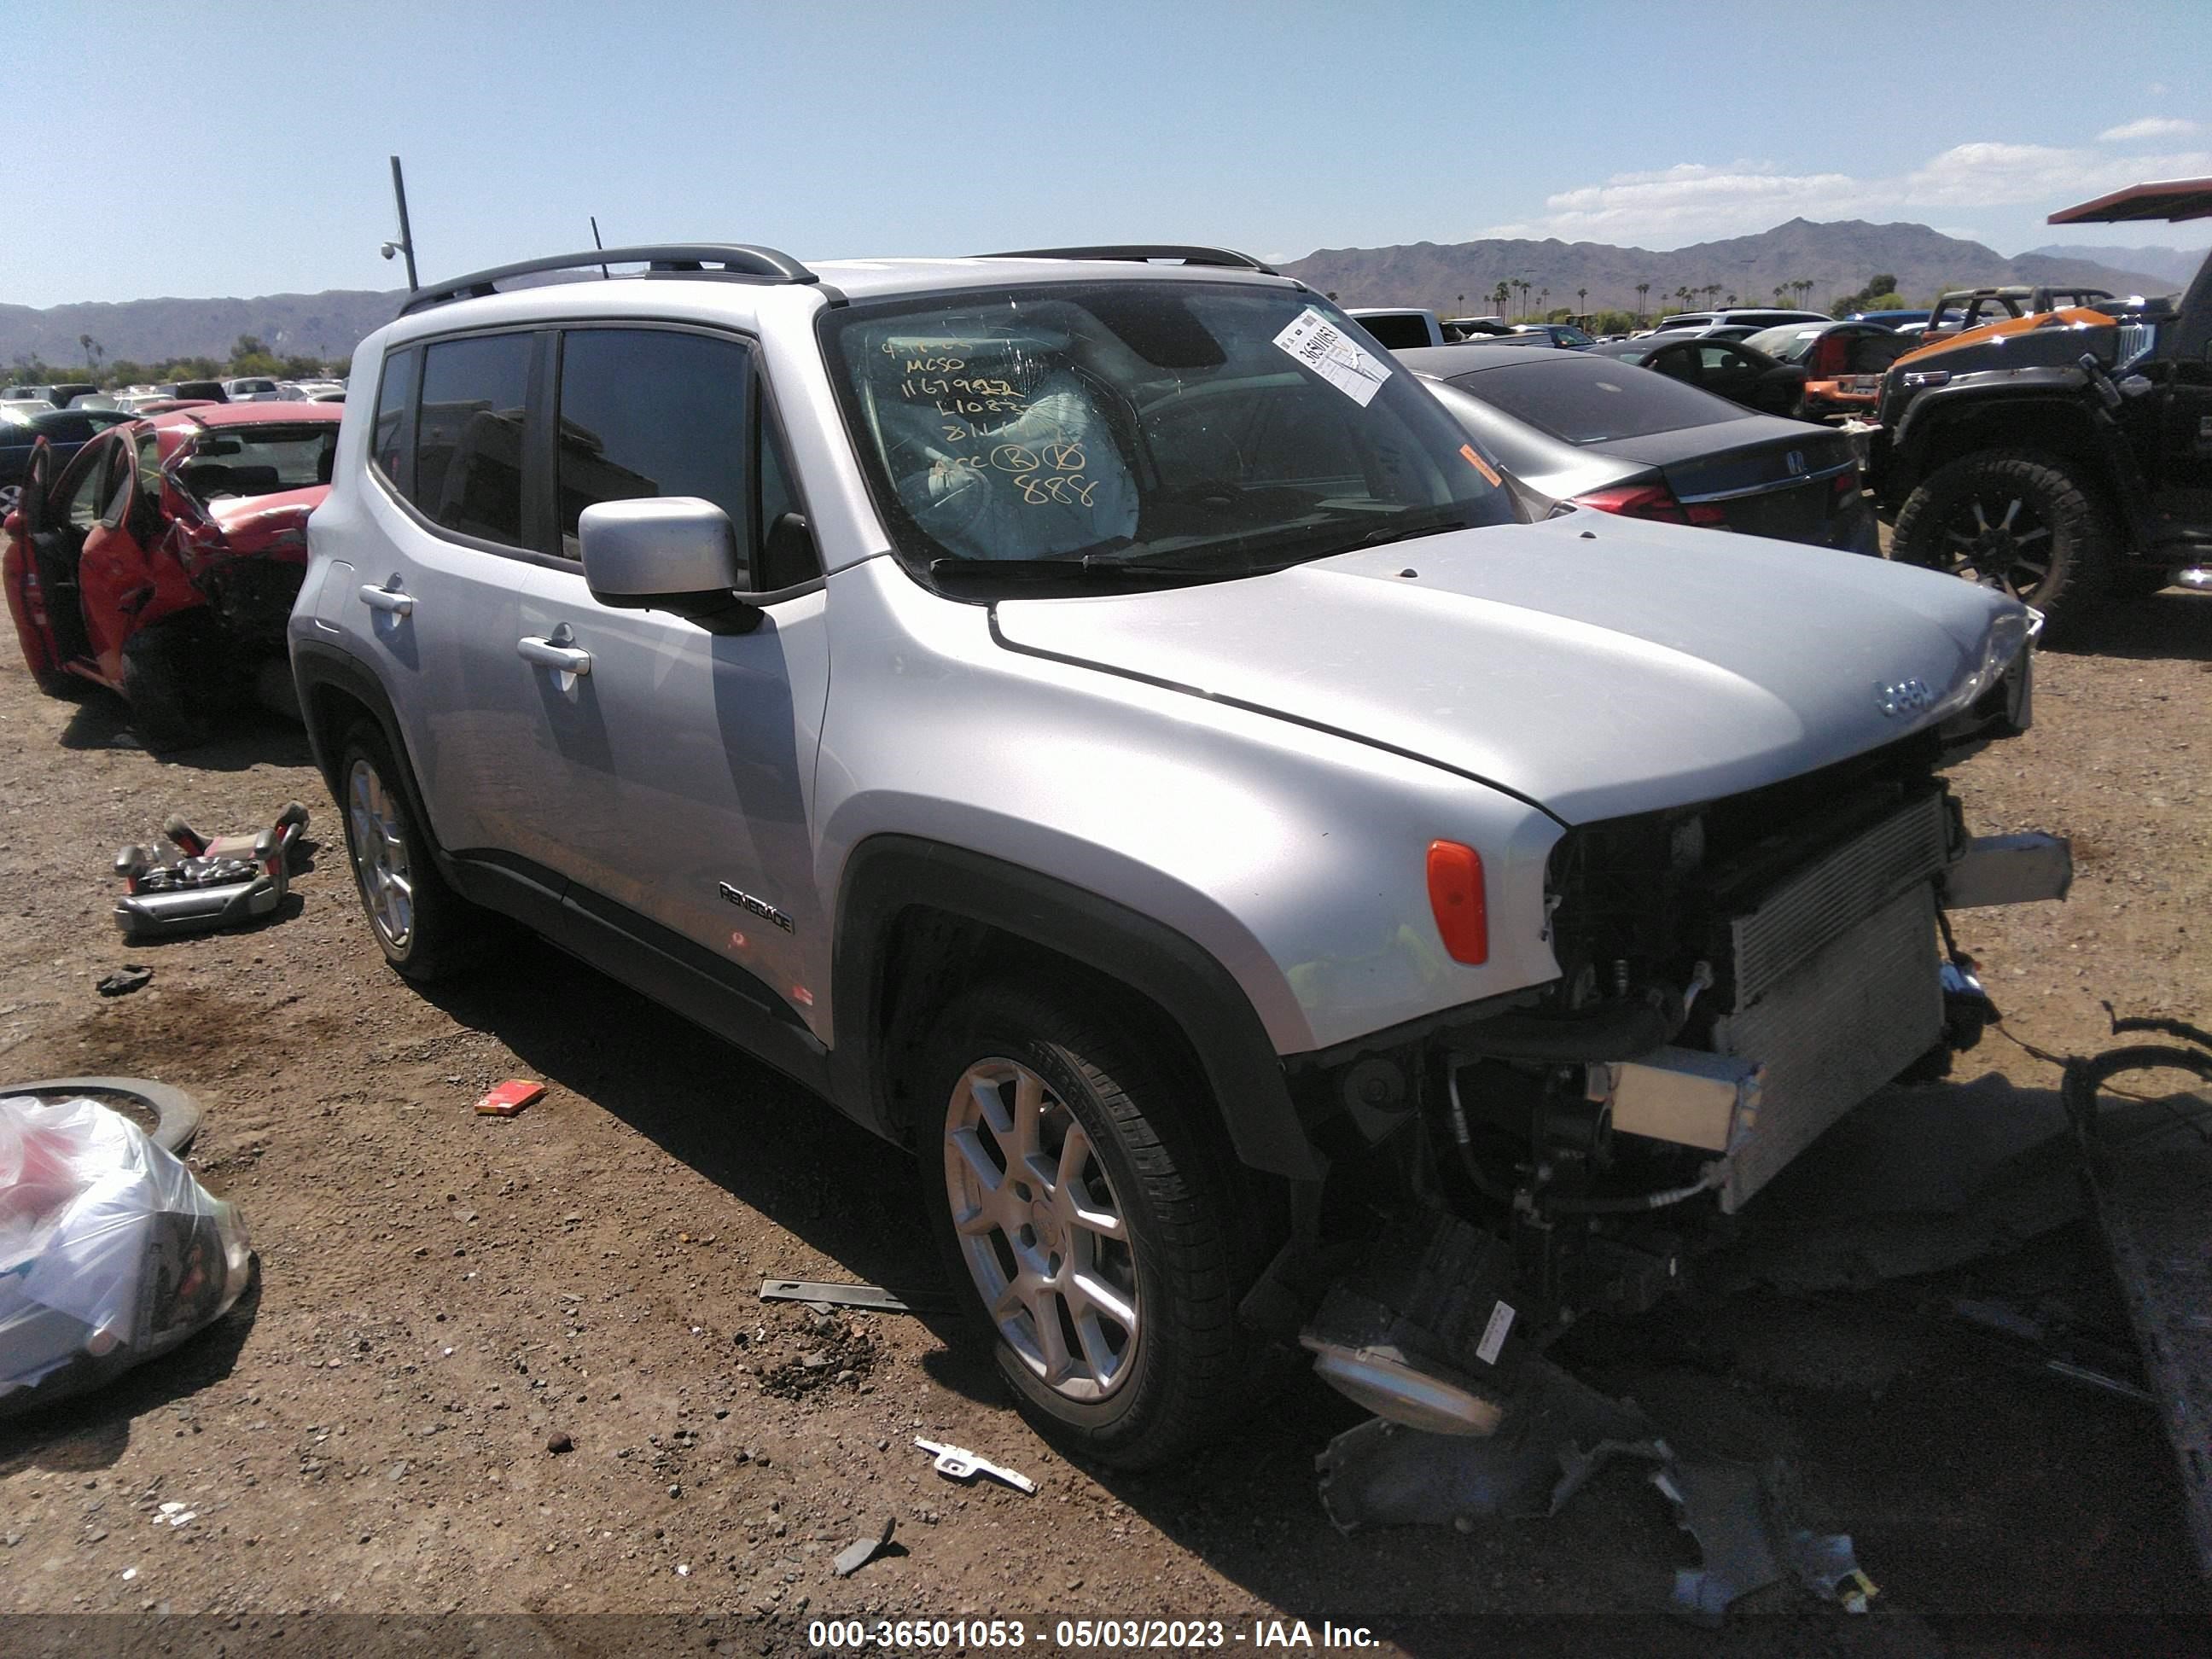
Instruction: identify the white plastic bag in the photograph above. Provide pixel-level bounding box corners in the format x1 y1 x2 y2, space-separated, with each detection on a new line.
0 1094 251 1417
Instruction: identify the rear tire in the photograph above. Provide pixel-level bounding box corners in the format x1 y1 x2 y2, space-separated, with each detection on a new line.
335 720 492 981
118 622 215 753
1890 449 2111 630
917 981 1249 1471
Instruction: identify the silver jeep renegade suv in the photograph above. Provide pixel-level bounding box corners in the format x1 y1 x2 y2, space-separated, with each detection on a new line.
291 243 2067 1467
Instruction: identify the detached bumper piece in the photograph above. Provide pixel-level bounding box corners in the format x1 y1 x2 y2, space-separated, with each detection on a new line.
2065 1017 2212 1577
113 802 308 940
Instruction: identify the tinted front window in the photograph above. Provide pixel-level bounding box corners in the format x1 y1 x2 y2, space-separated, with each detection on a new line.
414 333 532 547
823 283 1513 579
1447 358 1747 444
556 329 753 552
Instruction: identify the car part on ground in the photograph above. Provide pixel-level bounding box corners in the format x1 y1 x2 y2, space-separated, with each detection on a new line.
1403 346 1874 552
3 1077 201 1154
112 801 307 940
914 1437 1038 1493
760 1278 951 1314
1 402 339 748
294 241 2065 1469
0 1091 251 1419
1872 178 2212 625
2064 1012 2212 1577
1315 1359 1872 1622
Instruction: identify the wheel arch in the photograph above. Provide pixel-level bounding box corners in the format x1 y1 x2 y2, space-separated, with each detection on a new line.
829 835 1326 1181
1896 392 2123 512
290 639 450 873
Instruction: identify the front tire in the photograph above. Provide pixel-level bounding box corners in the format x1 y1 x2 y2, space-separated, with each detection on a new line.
1890 449 2112 627
119 622 215 753
918 982 1245 1470
336 721 491 981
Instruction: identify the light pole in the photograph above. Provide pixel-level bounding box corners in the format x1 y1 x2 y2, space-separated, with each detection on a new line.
381 154 419 292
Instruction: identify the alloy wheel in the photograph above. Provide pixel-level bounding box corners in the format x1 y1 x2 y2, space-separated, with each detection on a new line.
346 757 415 950
1938 491 2055 600
943 1057 1141 1401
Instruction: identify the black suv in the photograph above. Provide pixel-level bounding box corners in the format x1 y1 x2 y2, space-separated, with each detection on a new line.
1874 180 2212 625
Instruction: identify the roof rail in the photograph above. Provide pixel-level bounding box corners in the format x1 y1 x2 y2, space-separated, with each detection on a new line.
981 244 1279 276
398 244 818 316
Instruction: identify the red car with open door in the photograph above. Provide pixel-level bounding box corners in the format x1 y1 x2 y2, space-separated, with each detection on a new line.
1 402 341 749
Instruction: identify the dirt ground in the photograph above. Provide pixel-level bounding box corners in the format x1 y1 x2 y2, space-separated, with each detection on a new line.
0 586 2207 1656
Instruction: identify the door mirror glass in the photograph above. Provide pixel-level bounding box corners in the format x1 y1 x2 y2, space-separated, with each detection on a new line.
579 496 748 622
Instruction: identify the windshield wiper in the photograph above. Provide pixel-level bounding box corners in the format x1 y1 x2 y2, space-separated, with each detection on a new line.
928 556 1231 583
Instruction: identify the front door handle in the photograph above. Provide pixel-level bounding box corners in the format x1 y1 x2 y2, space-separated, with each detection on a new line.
517 628 592 676
358 580 414 615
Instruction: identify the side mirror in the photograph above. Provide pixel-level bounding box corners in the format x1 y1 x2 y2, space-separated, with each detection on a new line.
579 496 749 626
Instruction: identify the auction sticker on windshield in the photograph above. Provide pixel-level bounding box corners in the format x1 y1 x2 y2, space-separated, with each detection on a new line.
1273 306 1391 406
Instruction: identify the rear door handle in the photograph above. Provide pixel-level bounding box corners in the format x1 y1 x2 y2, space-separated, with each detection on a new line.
517 632 592 675
358 581 414 615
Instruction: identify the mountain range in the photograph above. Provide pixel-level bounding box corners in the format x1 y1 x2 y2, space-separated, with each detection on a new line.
2017 242 2208 289
0 288 405 372
1279 217 2182 317
3 217 2198 370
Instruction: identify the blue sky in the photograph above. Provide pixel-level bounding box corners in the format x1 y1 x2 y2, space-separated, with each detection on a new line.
14 0 2209 307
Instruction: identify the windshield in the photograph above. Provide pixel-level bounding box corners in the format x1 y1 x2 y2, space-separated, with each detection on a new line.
173 423 338 500
821 282 1516 581
1744 325 1826 362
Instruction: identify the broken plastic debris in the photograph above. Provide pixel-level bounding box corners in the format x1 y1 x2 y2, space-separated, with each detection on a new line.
760 1278 950 1314
833 1514 897 1577
915 1437 1037 1494
96 967 153 998
474 1080 545 1118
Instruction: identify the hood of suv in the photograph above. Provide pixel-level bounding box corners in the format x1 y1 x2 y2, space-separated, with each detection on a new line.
989 512 2024 824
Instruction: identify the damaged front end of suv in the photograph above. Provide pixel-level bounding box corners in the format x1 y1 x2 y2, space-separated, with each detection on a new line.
1265 605 2063 1437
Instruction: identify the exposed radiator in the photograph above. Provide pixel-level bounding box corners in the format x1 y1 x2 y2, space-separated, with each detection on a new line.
1729 790 1950 1005
1711 795 1951 1212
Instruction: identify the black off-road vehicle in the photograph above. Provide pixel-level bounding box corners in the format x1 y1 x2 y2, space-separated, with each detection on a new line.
1874 178 2212 625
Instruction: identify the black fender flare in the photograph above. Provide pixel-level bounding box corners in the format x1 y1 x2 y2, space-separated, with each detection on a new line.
288 638 457 880
1892 381 2151 544
829 835 1324 1180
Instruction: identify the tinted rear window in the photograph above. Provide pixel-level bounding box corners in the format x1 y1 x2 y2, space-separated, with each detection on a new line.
414 333 533 548
1352 313 1435 349
1447 357 1747 444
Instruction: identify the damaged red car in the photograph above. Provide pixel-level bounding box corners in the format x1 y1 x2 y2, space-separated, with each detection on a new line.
1 402 340 749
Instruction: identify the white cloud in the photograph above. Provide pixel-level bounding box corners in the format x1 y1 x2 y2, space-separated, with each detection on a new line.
2098 116 2197 143
1480 137 2212 247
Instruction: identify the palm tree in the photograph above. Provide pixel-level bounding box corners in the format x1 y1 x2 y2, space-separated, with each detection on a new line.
1704 284 1722 308
1793 278 1813 308
1513 278 1532 318
1493 279 1511 313
1538 287 1550 317
1575 285 1587 319
1726 292 1737 307
1773 283 1787 306
1635 282 1650 324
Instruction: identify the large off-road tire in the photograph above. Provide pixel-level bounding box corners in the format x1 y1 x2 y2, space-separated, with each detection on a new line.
335 720 492 981
1890 449 2113 630
918 981 1247 1471
118 623 216 753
